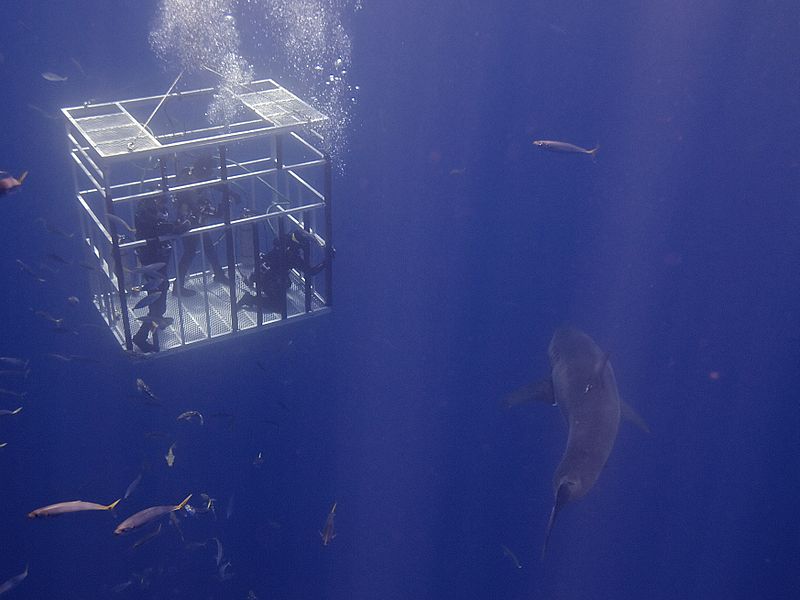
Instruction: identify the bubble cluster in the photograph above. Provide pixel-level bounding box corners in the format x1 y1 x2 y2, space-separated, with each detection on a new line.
249 0 359 160
151 0 359 158
150 0 253 124
207 52 255 125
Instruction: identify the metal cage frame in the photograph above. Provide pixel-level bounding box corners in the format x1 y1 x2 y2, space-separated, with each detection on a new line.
63 78 334 355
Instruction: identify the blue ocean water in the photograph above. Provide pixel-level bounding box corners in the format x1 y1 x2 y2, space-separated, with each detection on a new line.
1 1 799 599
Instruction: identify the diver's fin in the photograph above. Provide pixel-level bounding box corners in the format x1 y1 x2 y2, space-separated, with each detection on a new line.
621 400 650 433
503 378 555 408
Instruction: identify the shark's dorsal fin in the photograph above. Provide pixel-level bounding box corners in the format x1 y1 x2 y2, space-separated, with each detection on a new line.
584 352 611 394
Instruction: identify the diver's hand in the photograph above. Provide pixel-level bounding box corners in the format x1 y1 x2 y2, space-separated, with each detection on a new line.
175 218 192 235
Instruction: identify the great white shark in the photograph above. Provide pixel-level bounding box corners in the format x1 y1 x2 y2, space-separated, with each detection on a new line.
505 327 649 558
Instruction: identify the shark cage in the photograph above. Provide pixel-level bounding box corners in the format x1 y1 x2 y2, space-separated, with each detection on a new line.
62 79 335 355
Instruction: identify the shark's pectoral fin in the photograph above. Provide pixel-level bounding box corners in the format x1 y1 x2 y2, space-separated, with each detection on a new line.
620 400 650 434
503 378 555 409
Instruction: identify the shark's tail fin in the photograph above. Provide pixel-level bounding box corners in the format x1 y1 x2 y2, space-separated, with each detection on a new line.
541 505 558 560
17 171 28 185
541 482 571 559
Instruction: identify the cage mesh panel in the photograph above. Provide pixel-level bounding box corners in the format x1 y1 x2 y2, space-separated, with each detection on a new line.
238 88 327 127
74 112 160 157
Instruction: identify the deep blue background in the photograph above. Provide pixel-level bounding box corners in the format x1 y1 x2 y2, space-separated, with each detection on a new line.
1 1 799 599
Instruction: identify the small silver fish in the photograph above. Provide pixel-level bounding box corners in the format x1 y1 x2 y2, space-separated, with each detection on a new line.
177 410 204 426
41 71 68 82
124 473 143 500
533 139 599 160
169 511 186 542
136 378 158 403
47 353 96 364
70 57 87 78
36 218 74 239
210 537 223 566
131 522 162 549
165 443 177 467
0 358 28 370
320 502 337 546
44 253 71 266
111 579 134 593
501 544 522 569
33 310 63 327
66 296 80 305
0 564 28 594
0 369 30 380
0 407 22 417
15 260 45 283
218 560 234 581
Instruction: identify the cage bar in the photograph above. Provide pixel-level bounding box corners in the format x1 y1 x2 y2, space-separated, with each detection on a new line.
63 78 334 356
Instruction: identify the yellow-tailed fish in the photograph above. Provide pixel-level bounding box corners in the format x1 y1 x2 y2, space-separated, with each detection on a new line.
28 498 121 518
114 494 192 535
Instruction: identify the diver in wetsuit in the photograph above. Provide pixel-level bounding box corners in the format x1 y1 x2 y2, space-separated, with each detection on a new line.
131 195 191 353
237 229 328 314
173 156 234 296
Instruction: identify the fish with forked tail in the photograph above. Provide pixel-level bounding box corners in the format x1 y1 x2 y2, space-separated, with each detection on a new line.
28 498 120 518
533 140 599 160
114 494 192 535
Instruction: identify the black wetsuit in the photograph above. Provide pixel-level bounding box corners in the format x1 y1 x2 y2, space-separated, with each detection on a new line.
132 197 189 351
238 231 327 313
174 178 227 288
